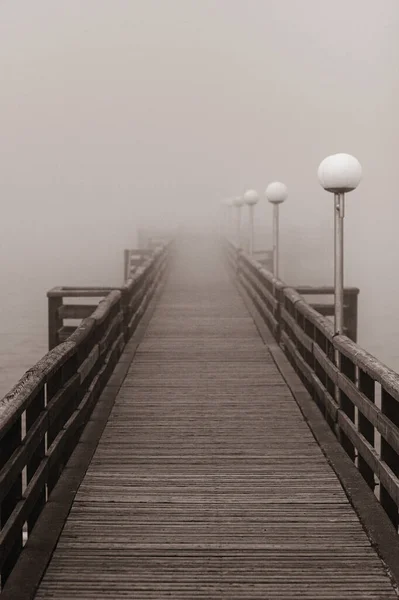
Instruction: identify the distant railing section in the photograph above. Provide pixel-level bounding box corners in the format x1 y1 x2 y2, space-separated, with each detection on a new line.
48 244 171 350
224 238 399 533
124 248 154 281
137 227 176 252
0 241 172 587
252 250 273 271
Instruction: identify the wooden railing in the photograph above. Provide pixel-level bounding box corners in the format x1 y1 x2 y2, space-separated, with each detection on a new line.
0 242 172 587
137 227 176 252
123 248 154 281
225 239 399 532
226 242 358 342
295 286 359 343
252 249 273 271
48 245 171 350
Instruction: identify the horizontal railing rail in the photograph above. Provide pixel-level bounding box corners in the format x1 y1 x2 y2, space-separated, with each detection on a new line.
224 238 399 533
0 241 172 588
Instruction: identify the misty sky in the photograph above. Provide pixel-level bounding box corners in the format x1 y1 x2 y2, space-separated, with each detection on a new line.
1 1 399 359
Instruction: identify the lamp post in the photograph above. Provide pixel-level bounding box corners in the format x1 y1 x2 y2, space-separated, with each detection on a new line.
243 189 259 256
318 153 362 337
226 198 234 240
220 198 230 238
233 196 245 248
265 182 288 278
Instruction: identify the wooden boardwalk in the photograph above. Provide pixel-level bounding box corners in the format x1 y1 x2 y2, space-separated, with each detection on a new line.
34 241 397 599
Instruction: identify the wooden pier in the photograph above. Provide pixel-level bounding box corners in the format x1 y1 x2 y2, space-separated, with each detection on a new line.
1 236 399 599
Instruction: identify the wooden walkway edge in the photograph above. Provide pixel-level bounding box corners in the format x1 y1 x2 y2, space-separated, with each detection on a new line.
15 241 399 598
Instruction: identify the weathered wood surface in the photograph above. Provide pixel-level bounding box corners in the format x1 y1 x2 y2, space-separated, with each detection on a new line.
34 240 396 599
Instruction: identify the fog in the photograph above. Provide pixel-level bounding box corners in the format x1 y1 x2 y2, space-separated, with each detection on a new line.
1 0 399 387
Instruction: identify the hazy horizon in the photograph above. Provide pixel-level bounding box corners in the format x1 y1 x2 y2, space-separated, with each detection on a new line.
1 0 399 386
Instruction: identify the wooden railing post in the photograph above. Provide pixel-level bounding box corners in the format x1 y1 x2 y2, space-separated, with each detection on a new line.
26 386 46 534
47 348 80 494
0 420 23 587
124 249 130 281
344 290 359 343
274 282 284 344
120 286 130 343
48 295 63 350
236 248 242 278
338 352 356 462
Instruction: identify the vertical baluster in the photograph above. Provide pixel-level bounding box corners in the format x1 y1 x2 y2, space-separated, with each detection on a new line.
314 328 327 417
120 286 130 344
304 318 314 377
296 310 307 389
47 352 78 494
302 317 314 400
339 353 356 462
325 336 337 433
275 283 283 343
0 419 22 585
26 387 46 533
123 249 128 281
380 387 399 529
343 290 358 343
358 369 375 491
46 366 63 495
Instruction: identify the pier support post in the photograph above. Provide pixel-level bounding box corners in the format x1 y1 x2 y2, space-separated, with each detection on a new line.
48 295 63 350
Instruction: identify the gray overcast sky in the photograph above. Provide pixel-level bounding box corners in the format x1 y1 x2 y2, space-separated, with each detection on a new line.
0 1 398 292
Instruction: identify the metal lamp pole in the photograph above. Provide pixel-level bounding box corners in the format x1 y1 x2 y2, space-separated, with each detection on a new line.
233 196 244 248
265 182 288 279
219 200 225 238
220 198 230 238
226 198 234 241
243 189 259 256
318 153 362 337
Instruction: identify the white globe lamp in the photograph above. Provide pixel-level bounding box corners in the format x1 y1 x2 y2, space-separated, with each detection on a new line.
265 182 288 205
243 189 259 206
317 153 362 339
318 153 362 193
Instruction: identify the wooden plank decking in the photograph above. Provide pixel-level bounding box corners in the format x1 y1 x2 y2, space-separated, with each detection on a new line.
34 241 397 599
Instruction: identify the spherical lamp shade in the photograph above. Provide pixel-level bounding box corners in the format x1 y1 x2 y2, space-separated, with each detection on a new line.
233 196 245 207
243 189 259 206
318 153 362 193
265 182 288 204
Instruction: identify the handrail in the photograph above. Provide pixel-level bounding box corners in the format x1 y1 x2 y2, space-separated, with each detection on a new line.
0 240 172 587
224 238 399 532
